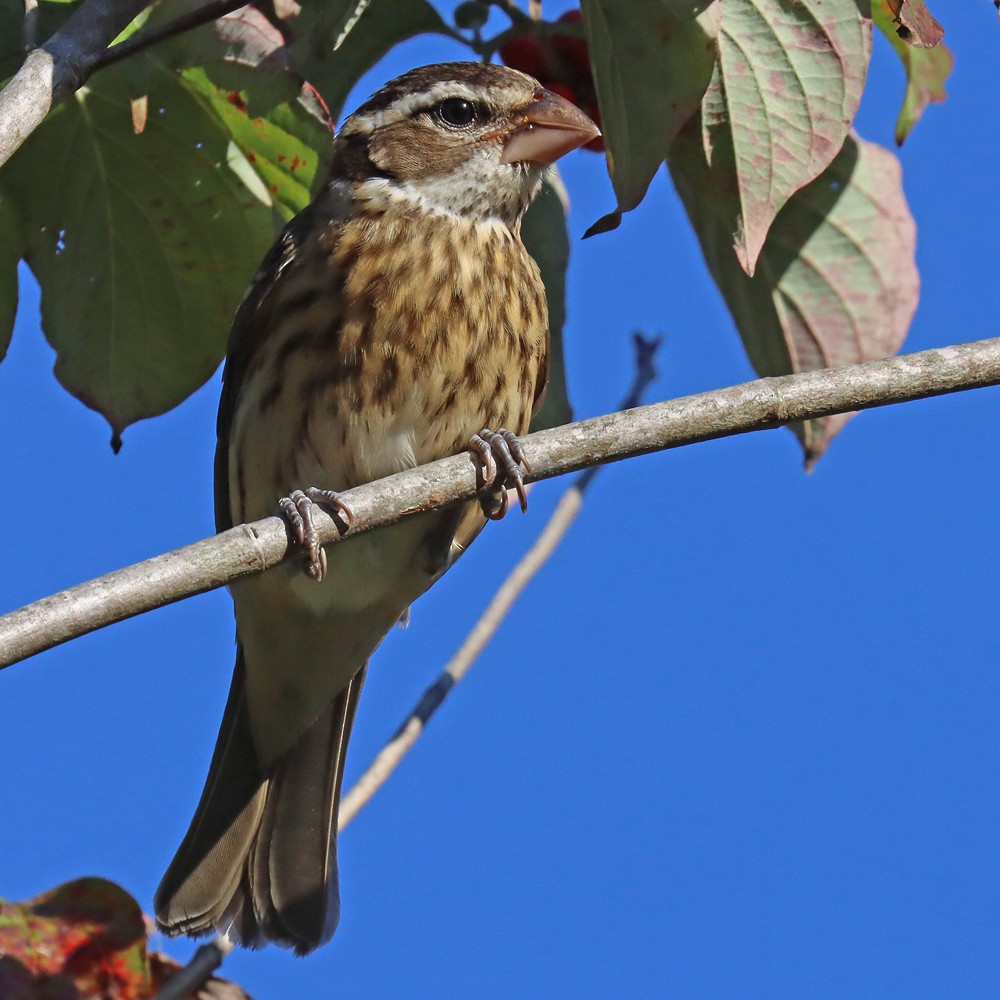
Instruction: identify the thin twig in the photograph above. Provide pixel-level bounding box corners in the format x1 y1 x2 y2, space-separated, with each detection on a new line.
23 0 39 51
89 0 250 73
339 333 662 829
152 936 233 1000
1 337 1000 671
575 332 661 494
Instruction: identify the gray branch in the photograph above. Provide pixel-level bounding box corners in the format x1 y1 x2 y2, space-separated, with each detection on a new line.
0 0 151 169
1 337 999 671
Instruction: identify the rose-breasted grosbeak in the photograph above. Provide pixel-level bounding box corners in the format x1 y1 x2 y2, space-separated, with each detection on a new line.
154 62 598 954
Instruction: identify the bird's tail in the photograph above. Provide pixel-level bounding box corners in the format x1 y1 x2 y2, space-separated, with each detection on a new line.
154 649 366 954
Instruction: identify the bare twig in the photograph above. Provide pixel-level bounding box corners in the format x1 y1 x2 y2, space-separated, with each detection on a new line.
1 337 1000 671
339 333 662 829
23 0 39 51
575 331 660 495
89 0 250 73
0 0 150 168
152 936 233 1000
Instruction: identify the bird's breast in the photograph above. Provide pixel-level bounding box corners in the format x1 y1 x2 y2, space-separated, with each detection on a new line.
229 208 548 528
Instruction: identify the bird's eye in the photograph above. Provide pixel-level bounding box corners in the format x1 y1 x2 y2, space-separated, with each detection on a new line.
434 97 480 128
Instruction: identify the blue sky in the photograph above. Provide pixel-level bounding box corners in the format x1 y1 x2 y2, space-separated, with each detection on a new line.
2 4 1000 998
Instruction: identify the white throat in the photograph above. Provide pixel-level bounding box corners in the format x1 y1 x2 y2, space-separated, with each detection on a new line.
358 154 543 230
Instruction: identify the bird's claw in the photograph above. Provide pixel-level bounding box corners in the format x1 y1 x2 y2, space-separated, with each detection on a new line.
468 428 531 520
279 487 353 581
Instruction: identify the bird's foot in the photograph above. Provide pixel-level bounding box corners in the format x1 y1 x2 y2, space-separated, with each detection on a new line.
468 428 531 520
279 487 353 582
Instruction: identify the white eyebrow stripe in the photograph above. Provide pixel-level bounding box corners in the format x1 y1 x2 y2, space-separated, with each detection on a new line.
352 82 491 133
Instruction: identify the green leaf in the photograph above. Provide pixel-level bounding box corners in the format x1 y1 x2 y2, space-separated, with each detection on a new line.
1 60 280 448
178 65 330 220
115 0 332 220
583 0 720 236
874 0 952 144
134 1 304 116
1 0 337 442
671 131 918 466
523 170 573 431
124 3 333 217
698 0 872 275
0 185 22 360
282 0 452 124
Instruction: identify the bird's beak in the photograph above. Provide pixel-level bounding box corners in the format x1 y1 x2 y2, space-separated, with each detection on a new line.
499 89 601 165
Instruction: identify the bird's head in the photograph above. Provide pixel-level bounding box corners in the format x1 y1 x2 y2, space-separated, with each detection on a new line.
330 62 600 228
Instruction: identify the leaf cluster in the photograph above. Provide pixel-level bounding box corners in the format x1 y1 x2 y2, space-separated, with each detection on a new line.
0 0 952 462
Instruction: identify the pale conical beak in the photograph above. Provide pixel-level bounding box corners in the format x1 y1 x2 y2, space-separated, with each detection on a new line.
500 89 601 165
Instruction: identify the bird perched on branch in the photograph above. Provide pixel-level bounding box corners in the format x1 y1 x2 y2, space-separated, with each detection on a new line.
154 61 598 954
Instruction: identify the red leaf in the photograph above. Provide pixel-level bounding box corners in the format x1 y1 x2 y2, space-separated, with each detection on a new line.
0 878 148 999
886 0 945 47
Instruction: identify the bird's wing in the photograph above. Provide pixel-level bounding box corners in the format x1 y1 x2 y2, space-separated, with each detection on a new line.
214 202 341 533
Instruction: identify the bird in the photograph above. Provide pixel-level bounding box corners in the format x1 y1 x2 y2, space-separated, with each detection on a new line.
154 61 599 954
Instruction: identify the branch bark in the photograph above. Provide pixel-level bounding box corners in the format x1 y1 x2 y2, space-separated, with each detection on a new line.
1 336 999 671
0 0 151 168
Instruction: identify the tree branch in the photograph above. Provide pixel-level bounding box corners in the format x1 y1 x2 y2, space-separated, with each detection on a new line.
1 337 999 671
0 0 151 168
